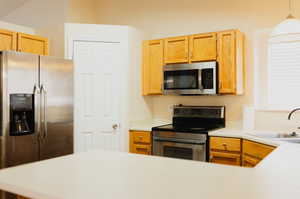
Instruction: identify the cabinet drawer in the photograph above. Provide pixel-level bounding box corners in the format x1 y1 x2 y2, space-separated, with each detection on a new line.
242 154 261 168
243 140 275 160
132 131 151 144
210 137 241 152
210 151 241 166
132 144 151 155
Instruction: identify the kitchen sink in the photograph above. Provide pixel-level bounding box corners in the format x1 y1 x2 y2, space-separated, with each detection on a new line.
248 132 300 144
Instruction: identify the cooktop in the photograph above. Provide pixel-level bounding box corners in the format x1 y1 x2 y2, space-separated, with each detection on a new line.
152 124 224 133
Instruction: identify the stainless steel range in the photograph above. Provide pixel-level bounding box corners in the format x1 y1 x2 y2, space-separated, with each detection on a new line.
152 105 225 162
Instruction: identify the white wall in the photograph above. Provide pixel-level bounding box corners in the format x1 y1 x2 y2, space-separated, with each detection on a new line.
128 28 153 121
67 0 98 24
95 0 300 130
0 0 68 57
0 20 35 34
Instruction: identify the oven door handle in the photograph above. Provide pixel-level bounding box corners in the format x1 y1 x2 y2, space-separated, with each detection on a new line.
153 137 206 145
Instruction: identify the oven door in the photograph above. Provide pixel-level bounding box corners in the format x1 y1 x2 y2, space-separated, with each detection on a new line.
153 137 206 161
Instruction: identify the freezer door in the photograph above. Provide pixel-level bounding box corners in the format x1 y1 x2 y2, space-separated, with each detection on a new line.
1 51 40 167
39 56 73 160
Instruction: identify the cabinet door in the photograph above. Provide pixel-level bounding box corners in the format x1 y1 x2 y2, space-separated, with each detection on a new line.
242 154 260 168
243 140 275 160
17 33 49 55
217 31 236 94
164 36 189 64
210 151 241 166
189 33 217 62
17 196 30 199
142 40 164 95
0 29 17 51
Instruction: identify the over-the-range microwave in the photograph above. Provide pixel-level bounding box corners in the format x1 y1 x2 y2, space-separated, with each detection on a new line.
163 61 218 95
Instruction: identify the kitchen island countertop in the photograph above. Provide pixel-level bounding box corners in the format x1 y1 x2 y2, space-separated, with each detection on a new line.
0 131 300 199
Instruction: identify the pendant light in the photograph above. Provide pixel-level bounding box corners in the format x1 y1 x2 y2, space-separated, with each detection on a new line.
271 0 300 37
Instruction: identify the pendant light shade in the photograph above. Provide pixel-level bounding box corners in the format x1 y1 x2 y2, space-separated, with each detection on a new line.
271 0 300 37
271 16 300 37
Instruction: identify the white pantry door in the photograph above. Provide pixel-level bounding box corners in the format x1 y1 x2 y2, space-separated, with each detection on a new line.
73 40 122 152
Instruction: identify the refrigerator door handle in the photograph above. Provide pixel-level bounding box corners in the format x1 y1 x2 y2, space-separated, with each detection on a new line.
33 84 41 143
41 84 48 140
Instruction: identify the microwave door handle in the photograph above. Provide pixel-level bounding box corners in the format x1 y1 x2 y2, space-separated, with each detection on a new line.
198 69 203 90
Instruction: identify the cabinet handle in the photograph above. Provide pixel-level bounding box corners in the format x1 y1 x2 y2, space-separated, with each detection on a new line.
138 136 143 140
222 143 228 150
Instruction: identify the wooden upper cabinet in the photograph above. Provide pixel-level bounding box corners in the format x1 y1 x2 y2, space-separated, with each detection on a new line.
164 36 189 64
189 33 217 62
217 30 244 95
0 29 17 51
142 39 164 95
141 29 245 96
17 33 49 55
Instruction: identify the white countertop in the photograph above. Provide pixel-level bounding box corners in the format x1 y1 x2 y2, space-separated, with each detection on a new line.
0 130 300 199
129 119 170 131
209 129 282 146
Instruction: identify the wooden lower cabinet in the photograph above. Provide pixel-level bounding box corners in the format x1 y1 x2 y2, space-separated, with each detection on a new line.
210 136 276 168
210 151 241 166
210 137 241 152
132 144 151 155
210 136 242 166
242 154 260 168
17 196 30 199
242 140 275 168
129 131 152 155
243 140 275 160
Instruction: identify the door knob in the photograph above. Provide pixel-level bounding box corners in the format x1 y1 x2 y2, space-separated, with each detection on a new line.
112 124 118 130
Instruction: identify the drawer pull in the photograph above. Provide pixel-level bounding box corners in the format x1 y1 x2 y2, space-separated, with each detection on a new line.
136 147 147 151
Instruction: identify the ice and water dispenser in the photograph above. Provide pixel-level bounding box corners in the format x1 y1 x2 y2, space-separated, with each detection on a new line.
10 94 35 136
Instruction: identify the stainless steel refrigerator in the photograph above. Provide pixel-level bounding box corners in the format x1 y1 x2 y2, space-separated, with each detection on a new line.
0 51 73 170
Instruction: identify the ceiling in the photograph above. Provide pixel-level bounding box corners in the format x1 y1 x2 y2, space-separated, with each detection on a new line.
0 0 29 18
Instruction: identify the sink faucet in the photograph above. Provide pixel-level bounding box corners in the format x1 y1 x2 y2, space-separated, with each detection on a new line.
288 108 300 120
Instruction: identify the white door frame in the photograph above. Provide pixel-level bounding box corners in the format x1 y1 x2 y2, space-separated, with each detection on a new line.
65 23 130 152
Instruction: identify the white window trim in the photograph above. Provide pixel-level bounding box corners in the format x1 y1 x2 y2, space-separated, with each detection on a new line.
253 28 300 112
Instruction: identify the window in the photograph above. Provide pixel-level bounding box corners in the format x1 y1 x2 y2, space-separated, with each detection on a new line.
267 34 300 110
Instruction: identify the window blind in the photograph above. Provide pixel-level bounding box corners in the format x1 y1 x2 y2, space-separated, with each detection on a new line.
268 40 300 109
